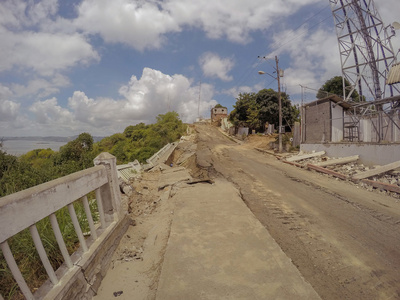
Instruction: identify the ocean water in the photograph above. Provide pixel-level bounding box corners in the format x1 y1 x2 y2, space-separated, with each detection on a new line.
2 140 67 156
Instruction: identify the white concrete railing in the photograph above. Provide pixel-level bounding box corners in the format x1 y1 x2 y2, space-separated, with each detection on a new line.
0 152 123 300
146 142 174 166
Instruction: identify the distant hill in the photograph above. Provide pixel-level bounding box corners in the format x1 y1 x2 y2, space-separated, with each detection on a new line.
2 136 105 143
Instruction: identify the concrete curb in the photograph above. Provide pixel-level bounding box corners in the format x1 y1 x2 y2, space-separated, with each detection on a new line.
307 164 348 180
217 128 243 144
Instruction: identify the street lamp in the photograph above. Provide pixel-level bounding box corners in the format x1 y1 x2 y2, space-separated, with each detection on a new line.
258 55 283 153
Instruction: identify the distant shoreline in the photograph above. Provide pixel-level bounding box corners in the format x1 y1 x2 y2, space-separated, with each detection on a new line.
2 136 104 143
1 136 104 156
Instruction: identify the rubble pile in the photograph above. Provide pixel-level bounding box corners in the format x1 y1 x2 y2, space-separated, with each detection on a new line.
287 154 400 200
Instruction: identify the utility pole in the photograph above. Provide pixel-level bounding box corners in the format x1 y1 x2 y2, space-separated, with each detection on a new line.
198 80 202 119
275 56 283 153
258 55 283 153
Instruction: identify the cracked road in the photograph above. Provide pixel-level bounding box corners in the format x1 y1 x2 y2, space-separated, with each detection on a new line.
195 124 400 300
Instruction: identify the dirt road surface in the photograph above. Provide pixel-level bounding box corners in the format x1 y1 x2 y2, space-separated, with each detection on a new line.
194 124 400 300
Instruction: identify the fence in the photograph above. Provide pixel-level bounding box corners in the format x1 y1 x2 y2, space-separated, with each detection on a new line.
0 152 129 300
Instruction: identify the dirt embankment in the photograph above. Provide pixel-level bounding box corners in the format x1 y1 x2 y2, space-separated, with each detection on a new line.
242 134 277 150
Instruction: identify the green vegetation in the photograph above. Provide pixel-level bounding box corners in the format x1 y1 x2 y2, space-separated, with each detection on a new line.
0 111 186 299
0 200 98 299
229 89 299 132
214 103 226 109
317 75 363 102
0 111 185 197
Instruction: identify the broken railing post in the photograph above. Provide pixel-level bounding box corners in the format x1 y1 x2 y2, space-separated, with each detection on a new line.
94 152 123 221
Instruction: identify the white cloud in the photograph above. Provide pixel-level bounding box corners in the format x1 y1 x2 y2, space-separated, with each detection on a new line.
0 27 99 76
1 68 218 136
0 84 20 123
199 52 234 82
0 0 99 80
166 0 322 44
74 0 180 51
21 68 216 136
30 97 72 124
72 0 323 50
0 0 58 28
377 1 400 56
272 2 400 99
11 74 70 99
0 99 20 122
269 26 341 95
0 84 13 99
223 85 261 98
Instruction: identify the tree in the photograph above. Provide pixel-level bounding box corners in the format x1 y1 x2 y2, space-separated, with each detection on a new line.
124 123 148 141
0 149 48 196
317 76 363 102
229 92 259 129
153 111 186 144
229 90 299 132
214 104 226 108
256 89 298 129
57 133 95 171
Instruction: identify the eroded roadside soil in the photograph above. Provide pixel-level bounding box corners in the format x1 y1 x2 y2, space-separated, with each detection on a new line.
194 124 400 300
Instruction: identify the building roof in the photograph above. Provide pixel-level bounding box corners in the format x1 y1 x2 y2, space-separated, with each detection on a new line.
387 63 400 85
304 95 352 109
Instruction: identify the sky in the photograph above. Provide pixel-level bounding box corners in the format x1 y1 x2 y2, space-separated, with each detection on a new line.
0 0 399 137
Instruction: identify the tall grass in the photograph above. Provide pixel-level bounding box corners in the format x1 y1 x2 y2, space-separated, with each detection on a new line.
0 194 98 299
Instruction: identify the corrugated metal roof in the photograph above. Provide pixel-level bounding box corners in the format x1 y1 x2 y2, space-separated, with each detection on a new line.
387 63 400 85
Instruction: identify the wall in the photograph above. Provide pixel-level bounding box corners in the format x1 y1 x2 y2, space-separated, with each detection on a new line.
331 102 343 142
343 112 400 143
237 127 249 136
301 143 400 166
304 101 331 143
211 107 228 122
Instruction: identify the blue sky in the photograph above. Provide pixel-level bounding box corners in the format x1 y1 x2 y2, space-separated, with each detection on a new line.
0 0 399 137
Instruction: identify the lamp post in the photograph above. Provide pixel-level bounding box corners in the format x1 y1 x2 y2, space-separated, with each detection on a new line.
258 55 283 153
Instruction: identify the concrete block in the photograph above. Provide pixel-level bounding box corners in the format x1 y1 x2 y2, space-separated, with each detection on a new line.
286 151 325 162
352 160 400 180
315 155 359 167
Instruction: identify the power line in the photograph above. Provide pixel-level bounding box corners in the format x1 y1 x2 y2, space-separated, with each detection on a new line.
217 4 334 107
269 4 331 51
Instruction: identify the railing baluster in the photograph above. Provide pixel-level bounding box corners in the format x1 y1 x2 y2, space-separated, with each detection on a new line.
67 204 88 252
82 196 97 240
29 224 59 285
49 214 73 269
95 188 106 229
0 241 34 299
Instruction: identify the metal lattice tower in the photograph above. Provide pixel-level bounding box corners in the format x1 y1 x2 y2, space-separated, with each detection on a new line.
330 0 399 103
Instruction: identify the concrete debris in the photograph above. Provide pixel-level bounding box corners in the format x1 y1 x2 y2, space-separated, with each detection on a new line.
117 246 144 262
352 160 400 181
315 155 359 167
119 180 134 196
286 152 400 197
286 151 325 162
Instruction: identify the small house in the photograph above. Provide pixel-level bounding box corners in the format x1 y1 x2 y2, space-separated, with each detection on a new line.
211 106 228 123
